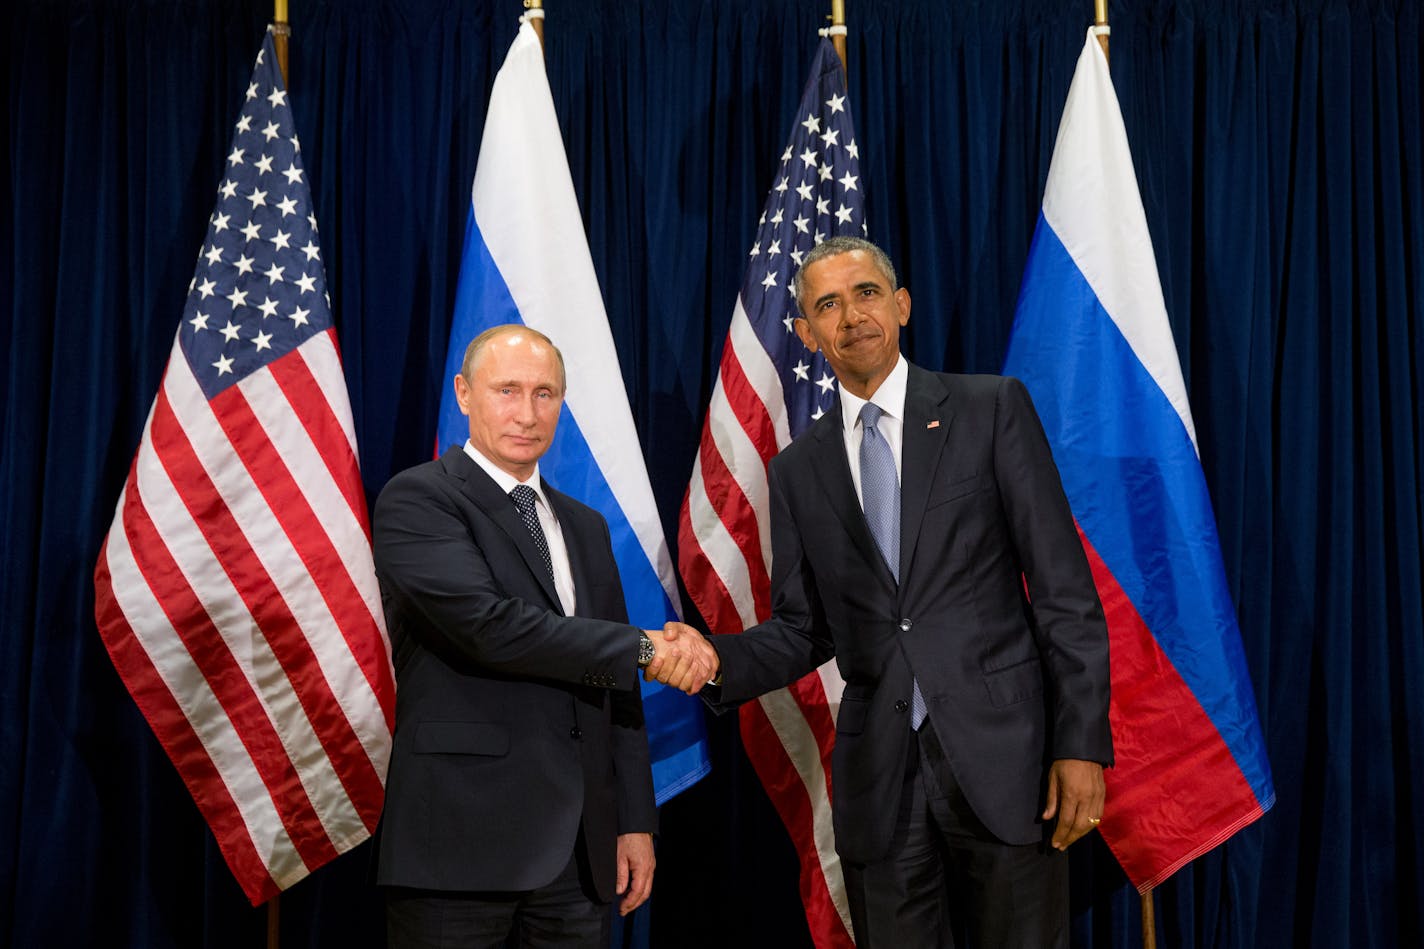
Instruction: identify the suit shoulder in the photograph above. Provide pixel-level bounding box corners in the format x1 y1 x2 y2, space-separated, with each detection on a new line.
374 457 459 514
771 412 838 473
932 371 1033 408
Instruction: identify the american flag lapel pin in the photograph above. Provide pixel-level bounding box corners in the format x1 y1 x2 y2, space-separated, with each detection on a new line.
927 420 941 429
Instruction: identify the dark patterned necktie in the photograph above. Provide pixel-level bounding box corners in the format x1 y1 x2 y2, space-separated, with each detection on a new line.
859 403 927 729
509 485 556 585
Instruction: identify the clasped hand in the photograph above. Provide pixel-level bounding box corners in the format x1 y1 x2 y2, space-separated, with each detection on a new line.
642 622 718 694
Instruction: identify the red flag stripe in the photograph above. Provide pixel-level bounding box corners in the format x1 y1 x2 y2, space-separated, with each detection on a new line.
694 427 771 618
788 666 840 782
676 483 747 636
716 323 781 471
119 458 344 869
96 487 305 893
741 699 855 948
682 456 761 631
726 299 793 452
164 356 395 769
206 380 385 684
155 367 388 827
269 330 371 540
249 350 396 723
145 383 385 837
1079 528 1264 890
95 548 284 905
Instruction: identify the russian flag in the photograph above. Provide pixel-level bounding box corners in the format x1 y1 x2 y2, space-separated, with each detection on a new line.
436 20 710 804
1003 30 1274 890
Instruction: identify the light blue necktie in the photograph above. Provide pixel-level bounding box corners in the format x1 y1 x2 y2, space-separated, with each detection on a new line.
858 403 927 729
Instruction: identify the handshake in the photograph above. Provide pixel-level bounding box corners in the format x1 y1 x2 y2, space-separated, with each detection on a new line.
641 622 719 695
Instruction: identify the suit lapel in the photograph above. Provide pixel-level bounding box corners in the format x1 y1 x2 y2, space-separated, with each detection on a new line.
807 403 896 587
441 448 564 613
900 366 954 584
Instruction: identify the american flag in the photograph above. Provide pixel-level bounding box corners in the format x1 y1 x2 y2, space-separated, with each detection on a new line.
92 30 395 906
678 40 862 949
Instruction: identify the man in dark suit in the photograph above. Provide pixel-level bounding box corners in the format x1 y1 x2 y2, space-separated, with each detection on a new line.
657 237 1112 947
373 325 711 948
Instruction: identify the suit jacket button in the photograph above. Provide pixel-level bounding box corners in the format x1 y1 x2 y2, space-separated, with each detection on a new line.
894 699 909 713
570 726 583 740
899 618 912 631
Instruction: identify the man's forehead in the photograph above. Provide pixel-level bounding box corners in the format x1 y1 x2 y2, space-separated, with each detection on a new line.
476 336 554 368
806 252 887 286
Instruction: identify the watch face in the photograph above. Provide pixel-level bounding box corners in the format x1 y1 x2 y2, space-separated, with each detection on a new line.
638 635 655 667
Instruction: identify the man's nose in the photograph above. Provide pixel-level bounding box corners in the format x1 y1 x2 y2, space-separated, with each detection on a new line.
513 395 539 423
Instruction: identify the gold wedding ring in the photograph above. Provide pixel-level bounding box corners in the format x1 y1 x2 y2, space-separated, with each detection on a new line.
1088 817 1102 825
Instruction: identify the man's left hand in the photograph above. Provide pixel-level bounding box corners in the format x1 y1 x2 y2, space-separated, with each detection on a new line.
1041 758 1105 851
616 832 655 916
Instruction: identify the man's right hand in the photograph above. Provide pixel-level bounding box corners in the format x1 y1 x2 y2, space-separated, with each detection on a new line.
644 622 719 694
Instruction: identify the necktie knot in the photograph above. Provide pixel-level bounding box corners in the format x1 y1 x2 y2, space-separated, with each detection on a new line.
509 484 538 517
860 402 884 431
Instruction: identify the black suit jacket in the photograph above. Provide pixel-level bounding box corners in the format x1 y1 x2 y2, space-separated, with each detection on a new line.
711 367 1112 861
372 447 656 900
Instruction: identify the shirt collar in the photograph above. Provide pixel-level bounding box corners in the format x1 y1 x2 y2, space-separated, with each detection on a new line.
838 354 909 434
463 440 549 507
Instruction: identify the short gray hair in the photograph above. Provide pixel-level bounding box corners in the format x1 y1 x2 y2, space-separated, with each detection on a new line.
792 236 899 311
461 324 567 392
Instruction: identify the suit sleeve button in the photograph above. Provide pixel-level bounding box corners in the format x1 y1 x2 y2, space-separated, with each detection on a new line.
894 699 909 713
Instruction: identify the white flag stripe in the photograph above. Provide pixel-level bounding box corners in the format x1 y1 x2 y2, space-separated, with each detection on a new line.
757 687 854 936
164 358 389 772
239 358 385 631
470 24 680 613
297 333 362 466
728 300 793 450
816 659 846 725
685 459 761 629
705 378 775 569
1040 34 1197 451
130 411 359 844
103 488 302 883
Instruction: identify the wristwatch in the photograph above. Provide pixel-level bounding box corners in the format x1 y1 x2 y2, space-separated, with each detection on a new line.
637 632 656 668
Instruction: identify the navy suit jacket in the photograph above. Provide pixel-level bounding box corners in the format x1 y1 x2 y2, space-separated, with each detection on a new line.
711 367 1112 861
372 447 656 900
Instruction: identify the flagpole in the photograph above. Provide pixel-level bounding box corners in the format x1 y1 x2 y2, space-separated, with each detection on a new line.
1087 10 1151 946
523 0 545 47
265 0 285 931
1093 0 1109 58
273 0 290 84
828 0 847 68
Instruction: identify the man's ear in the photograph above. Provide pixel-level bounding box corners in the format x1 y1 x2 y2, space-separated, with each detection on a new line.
453 373 472 416
793 317 819 353
895 287 911 326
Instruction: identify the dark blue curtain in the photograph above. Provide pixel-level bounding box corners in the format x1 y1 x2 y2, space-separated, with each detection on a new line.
4 1 1421 946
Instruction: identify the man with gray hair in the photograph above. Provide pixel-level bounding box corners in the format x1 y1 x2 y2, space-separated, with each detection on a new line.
657 238 1113 947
